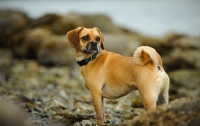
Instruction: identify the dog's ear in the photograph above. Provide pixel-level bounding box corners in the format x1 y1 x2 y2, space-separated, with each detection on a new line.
66 27 84 49
94 27 105 50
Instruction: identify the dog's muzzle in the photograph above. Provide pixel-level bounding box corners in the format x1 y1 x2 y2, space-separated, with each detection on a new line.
84 42 99 54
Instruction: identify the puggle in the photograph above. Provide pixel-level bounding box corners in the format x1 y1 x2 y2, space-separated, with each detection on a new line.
66 27 169 126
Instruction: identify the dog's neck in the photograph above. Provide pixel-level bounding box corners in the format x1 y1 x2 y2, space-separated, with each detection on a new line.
75 52 93 61
75 52 99 66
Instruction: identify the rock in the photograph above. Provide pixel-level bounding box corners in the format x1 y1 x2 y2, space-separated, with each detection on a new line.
29 12 123 35
81 13 122 34
31 13 85 35
124 97 200 126
164 32 200 49
11 27 53 59
169 69 200 87
0 49 12 85
161 33 200 71
128 35 170 58
53 12 85 35
73 119 96 126
103 34 135 55
168 69 200 98
30 13 62 28
104 33 169 57
37 35 75 66
163 32 185 45
11 27 75 66
187 115 200 126
162 48 200 71
0 10 30 47
173 36 200 49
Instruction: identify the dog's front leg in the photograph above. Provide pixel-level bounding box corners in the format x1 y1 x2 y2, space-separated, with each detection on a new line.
91 92 104 126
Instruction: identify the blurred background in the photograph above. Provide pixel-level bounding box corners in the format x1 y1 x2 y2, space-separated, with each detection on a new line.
0 0 200 36
0 0 200 126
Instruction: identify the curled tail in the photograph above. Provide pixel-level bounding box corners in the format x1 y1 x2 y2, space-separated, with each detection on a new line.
133 46 162 66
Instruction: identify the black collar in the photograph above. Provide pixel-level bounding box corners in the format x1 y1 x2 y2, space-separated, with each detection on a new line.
76 53 98 66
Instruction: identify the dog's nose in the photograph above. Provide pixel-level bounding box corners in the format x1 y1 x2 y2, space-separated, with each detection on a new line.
90 42 97 47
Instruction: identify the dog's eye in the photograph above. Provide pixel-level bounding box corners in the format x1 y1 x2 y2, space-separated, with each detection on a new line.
96 36 100 42
82 36 89 41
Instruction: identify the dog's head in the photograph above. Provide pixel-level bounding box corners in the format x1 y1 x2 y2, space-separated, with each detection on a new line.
66 27 104 54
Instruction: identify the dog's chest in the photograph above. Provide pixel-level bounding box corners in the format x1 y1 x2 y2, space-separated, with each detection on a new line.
79 75 86 85
79 75 91 90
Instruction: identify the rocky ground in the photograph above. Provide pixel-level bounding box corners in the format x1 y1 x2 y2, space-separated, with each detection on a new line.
0 49 145 126
0 10 200 126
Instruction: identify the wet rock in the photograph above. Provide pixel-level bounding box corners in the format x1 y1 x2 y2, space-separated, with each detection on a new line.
0 10 30 47
124 97 200 126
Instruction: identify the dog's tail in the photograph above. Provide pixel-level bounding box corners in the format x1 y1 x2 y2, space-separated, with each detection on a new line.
133 46 162 66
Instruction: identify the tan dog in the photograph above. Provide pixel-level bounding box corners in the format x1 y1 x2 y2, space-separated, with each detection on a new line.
66 27 169 126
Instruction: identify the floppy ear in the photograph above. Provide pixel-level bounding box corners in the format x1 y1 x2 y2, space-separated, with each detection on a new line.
94 27 105 50
66 27 84 49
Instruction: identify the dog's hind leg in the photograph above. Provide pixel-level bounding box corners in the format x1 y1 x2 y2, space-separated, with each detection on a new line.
138 85 158 110
157 74 169 105
157 90 167 106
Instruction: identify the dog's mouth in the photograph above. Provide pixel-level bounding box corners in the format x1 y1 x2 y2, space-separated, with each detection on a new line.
83 42 99 54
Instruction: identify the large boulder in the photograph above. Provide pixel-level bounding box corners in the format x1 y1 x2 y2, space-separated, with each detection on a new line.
11 27 53 59
11 27 75 66
0 10 30 47
37 35 75 66
30 13 85 35
29 12 123 35
80 13 122 34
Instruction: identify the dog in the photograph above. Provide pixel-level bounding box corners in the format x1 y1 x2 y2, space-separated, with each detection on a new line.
66 27 169 126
